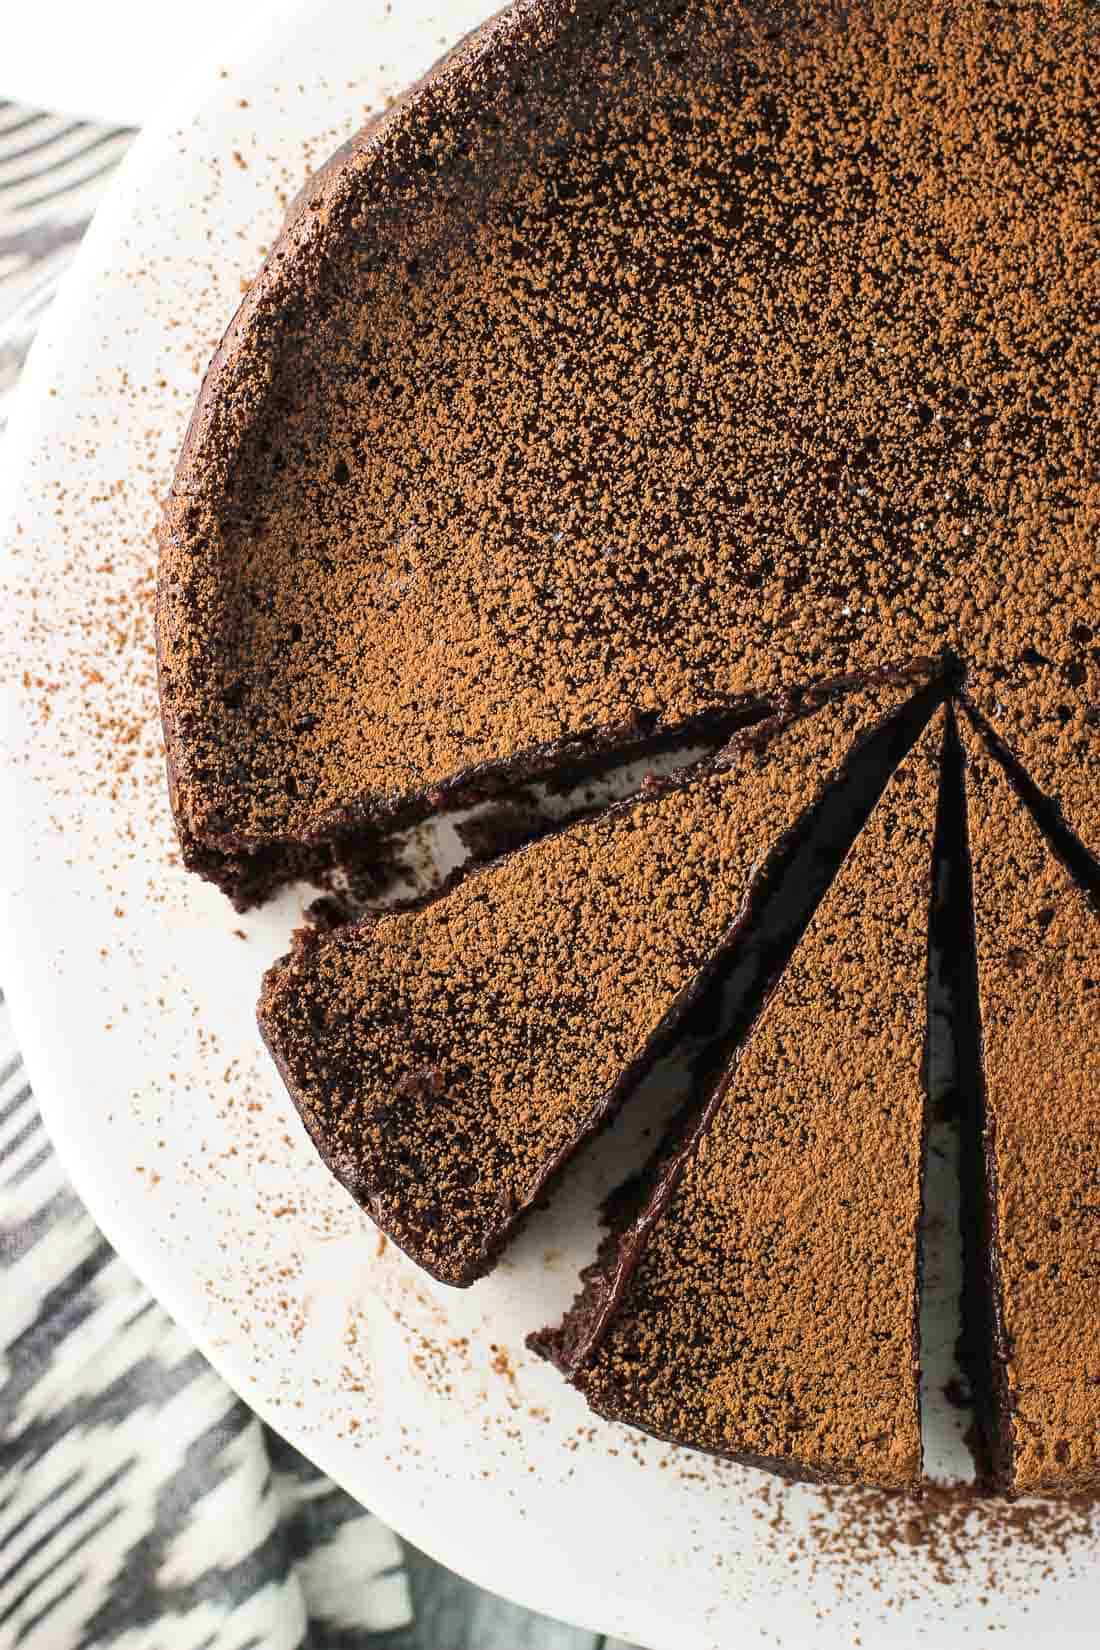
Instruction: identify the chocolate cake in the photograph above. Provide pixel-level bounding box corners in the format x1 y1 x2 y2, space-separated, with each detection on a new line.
959 712 1100 1495
157 0 1100 907
532 712 945 1489
258 665 940 1286
158 0 1100 1493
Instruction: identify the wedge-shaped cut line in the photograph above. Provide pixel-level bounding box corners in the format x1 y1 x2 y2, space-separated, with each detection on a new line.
533 710 946 1490
958 711 1100 1495
258 663 943 1287
960 694 1100 913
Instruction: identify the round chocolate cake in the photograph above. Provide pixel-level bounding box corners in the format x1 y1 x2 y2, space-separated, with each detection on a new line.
158 0 1100 1493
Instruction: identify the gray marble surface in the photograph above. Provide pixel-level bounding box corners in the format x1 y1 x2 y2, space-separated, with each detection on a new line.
0 97 643 1650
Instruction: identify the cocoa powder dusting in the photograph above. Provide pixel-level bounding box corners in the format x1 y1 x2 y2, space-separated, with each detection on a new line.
564 715 945 1489
757 1474 1097 1601
158 0 1100 904
21 0 1100 1567
961 718 1100 1494
258 673 926 1286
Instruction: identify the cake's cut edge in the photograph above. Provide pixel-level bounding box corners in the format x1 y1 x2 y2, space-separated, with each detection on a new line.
165 653 940 910
250 655 943 926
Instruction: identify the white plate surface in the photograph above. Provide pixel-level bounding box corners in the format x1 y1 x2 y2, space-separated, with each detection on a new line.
2 4 1098 1645
3 0 273 124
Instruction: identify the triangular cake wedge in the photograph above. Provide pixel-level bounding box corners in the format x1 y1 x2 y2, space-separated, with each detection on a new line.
533 711 946 1488
258 664 941 1287
959 713 1100 1495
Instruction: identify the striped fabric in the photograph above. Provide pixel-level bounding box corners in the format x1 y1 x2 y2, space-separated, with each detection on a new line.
0 1000 412 1648
0 104 130 431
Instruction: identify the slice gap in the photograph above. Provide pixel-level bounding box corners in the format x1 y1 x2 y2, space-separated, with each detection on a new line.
924 703 993 1485
959 692 1100 913
309 723 752 925
550 676 951 1283
532 707 948 1489
958 710 1100 1495
259 662 945 1288
178 698 790 911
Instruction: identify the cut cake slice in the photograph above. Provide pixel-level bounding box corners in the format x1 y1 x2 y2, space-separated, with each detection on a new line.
959 709 1100 1495
258 663 941 1286
533 710 946 1488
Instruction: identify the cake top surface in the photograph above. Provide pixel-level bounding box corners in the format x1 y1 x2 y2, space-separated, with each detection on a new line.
159 0 1100 864
568 710 944 1488
258 668 928 1283
961 715 1100 1495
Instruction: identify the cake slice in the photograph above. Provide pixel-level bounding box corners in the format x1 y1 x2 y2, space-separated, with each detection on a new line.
258 663 942 1287
959 711 1100 1495
533 710 946 1489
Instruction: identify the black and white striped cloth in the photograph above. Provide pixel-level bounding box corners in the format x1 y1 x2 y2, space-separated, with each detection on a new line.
0 99 638 1650
0 983 411 1648
0 105 127 427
